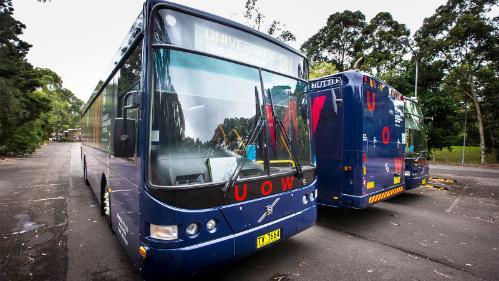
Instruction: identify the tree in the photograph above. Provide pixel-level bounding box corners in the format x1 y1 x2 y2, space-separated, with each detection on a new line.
301 10 366 71
242 0 296 43
361 12 410 80
309 61 337 79
0 0 49 153
35 68 83 138
416 0 498 164
0 0 83 155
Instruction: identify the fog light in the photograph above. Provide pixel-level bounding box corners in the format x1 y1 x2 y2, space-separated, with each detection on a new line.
150 224 178 240
302 195 308 204
309 192 315 202
404 170 411 177
206 219 217 231
186 223 199 236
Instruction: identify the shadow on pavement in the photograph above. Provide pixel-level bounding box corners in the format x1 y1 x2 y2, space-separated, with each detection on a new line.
316 191 426 233
383 191 426 204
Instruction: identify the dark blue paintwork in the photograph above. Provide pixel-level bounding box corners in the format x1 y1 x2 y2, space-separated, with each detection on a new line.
310 71 405 209
81 1 316 279
405 160 430 190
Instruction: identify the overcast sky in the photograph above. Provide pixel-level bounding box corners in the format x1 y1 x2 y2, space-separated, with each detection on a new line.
12 0 447 102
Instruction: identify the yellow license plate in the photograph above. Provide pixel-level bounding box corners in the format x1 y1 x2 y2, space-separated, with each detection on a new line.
394 176 401 184
257 229 280 249
422 179 427 185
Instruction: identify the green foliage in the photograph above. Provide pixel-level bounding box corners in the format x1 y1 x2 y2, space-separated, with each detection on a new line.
360 12 410 79
431 146 496 164
301 10 366 71
0 0 82 156
301 0 498 157
416 0 497 164
309 61 337 79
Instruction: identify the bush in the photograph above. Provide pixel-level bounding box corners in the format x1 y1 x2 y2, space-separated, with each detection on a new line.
1 122 45 155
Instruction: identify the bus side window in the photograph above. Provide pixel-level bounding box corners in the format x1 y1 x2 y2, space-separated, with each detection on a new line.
115 40 143 159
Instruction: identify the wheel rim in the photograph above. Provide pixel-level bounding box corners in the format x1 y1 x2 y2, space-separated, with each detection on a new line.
103 189 110 217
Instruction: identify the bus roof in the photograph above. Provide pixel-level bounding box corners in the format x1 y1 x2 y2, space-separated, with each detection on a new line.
309 70 375 82
309 70 403 96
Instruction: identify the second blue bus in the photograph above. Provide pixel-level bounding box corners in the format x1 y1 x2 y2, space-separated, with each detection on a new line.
309 71 405 208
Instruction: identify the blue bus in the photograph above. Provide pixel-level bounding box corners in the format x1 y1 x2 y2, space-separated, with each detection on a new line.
80 1 317 278
309 71 405 208
404 97 429 189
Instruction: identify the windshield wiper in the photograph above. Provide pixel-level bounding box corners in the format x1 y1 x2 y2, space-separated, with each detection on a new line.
221 118 265 195
267 89 303 179
222 88 264 195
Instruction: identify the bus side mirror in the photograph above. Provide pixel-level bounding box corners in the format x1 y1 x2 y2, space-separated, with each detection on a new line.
114 118 136 158
114 90 141 158
331 88 342 115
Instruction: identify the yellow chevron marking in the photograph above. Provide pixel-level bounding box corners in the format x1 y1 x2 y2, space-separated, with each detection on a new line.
369 186 405 204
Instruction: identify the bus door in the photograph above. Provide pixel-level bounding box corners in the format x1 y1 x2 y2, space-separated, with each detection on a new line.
310 86 344 203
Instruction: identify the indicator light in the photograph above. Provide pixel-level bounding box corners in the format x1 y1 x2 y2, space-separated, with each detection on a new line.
138 246 147 259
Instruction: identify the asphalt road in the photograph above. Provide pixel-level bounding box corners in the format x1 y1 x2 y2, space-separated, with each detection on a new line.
0 143 498 281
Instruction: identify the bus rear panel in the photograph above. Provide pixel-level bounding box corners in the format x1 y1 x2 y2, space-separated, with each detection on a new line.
310 71 405 209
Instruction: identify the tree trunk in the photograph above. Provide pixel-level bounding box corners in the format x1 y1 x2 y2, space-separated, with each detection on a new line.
469 77 486 164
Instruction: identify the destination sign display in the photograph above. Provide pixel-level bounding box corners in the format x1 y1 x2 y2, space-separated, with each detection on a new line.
154 9 307 79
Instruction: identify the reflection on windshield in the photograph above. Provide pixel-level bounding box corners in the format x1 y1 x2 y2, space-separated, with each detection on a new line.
149 49 313 187
149 49 266 186
405 99 428 158
262 71 312 174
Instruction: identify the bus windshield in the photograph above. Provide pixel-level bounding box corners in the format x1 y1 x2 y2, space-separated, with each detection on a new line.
148 8 312 187
149 48 312 187
405 99 428 158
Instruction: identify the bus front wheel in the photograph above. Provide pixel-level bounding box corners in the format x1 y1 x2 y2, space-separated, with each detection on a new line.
101 177 114 232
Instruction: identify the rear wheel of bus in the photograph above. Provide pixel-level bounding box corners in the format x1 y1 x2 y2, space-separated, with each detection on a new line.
83 158 90 186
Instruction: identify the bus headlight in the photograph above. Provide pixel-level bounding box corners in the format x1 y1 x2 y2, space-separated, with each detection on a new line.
186 223 199 236
206 219 217 231
314 189 318 199
150 224 178 240
302 195 308 204
309 192 315 202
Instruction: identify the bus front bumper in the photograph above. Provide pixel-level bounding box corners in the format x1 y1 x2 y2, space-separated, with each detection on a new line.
140 204 316 279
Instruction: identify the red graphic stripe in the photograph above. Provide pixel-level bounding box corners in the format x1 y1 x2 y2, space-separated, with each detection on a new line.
311 95 326 134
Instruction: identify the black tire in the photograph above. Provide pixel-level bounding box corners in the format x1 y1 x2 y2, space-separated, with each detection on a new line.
83 160 90 186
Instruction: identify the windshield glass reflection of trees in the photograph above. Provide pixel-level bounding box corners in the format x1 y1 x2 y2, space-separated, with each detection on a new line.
262 71 312 174
149 49 267 186
405 101 428 158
